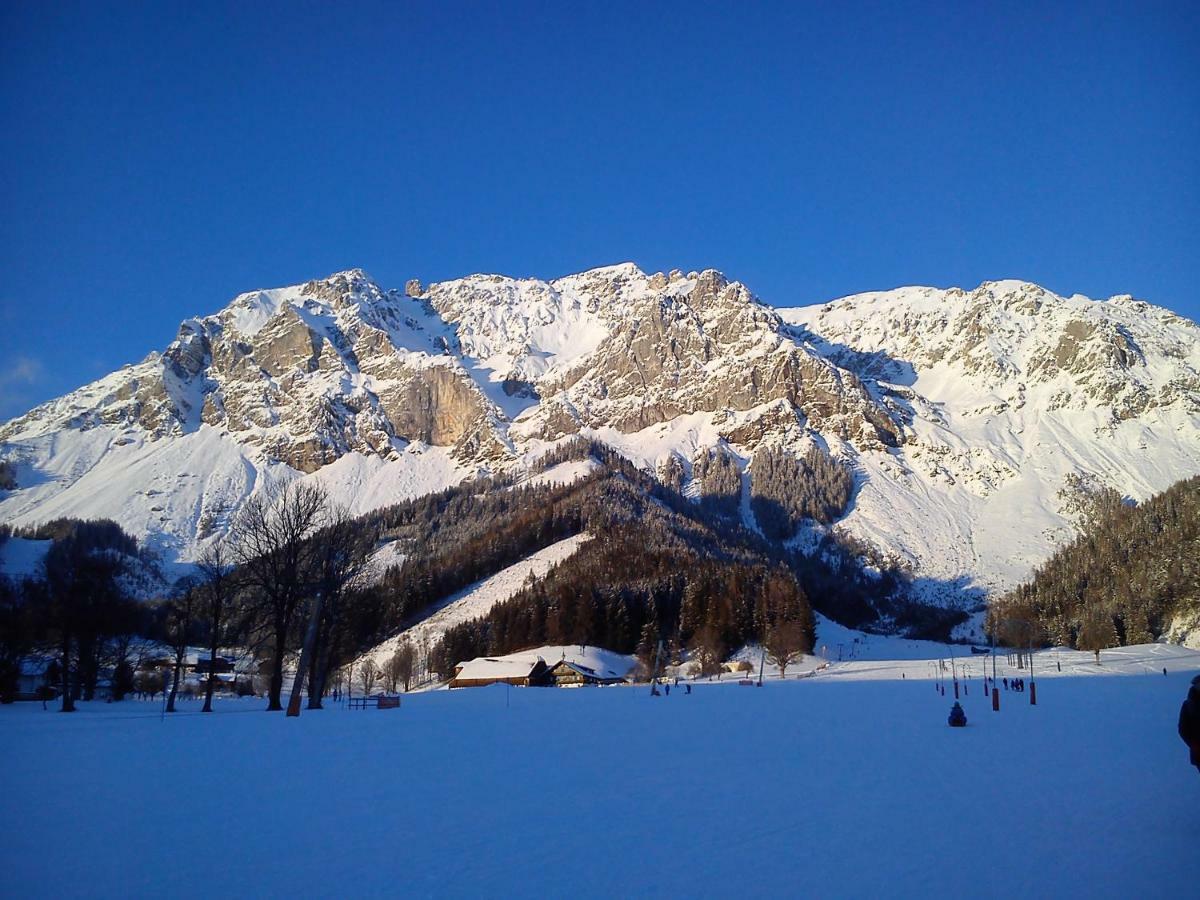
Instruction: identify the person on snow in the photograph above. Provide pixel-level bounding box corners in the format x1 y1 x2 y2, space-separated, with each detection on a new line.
948 701 967 727
1179 675 1200 773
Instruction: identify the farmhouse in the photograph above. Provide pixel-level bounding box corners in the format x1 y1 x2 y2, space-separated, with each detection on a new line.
449 656 550 689
547 659 626 687
449 646 633 689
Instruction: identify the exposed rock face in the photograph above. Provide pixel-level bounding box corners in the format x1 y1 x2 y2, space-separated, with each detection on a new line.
4 265 1199 603
789 280 1200 424
1 270 498 472
524 269 899 447
7 269 1196 478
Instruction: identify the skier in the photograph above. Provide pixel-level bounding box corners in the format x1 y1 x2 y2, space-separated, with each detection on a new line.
1179 675 1200 773
948 701 967 728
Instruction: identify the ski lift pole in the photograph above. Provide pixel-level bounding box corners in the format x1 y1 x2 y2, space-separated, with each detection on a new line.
1029 635 1036 705
991 623 1000 712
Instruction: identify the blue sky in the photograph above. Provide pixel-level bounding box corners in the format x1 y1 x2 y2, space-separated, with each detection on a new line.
1 1 1196 419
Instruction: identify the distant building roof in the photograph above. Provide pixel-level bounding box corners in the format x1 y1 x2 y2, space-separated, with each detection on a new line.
453 655 546 682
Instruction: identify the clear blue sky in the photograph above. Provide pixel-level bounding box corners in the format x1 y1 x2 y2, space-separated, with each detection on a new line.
1 1 1196 419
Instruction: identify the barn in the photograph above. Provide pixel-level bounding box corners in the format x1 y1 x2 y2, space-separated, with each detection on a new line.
449 656 550 689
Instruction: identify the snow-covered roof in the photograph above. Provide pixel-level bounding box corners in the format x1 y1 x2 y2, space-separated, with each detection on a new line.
453 655 546 682
528 645 634 679
549 660 626 682
454 645 634 683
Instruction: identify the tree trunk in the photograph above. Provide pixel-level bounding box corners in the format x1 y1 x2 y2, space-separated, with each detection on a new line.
167 651 184 713
308 601 344 710
306 644 325 710
80 635 97 702
202 609 221 713
286 594 325 717
267 625 286 711
60 633 75 713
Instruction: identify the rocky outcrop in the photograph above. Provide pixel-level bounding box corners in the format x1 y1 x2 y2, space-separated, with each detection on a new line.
518 269 900 449
0 270 505 473
787 280 1200 426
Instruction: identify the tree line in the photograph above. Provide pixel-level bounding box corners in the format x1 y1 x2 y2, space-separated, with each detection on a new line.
1 436 964 704
991 475 1200 652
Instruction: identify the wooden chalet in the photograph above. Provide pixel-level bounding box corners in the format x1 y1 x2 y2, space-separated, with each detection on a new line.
547 659 626 687
449 656 551 689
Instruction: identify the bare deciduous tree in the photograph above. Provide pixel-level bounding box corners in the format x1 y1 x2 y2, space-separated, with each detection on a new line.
233 482 328 711
688 624 726 677
765 618 809 678
296 507 375 713
164 581 198 713
359 658 380 695
196 542 236 713
385 642 416 692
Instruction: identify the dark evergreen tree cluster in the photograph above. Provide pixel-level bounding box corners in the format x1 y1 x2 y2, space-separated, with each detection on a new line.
341 444 937 674
992 475 1200 650
693 446 742 519
656 452 686 493
0 460 16 491
0 519 150 706
429 474 814 678
749 446 855 539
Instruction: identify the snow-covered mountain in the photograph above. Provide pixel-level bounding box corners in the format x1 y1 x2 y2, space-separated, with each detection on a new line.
2 266 1198 603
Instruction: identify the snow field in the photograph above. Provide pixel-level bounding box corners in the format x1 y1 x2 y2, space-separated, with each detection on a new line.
2 665 1198 899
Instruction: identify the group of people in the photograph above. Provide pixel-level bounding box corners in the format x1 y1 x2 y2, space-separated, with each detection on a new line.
652 680 692 697
1001 677 1028 692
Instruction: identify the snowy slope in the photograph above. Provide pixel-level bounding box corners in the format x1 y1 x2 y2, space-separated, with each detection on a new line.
0 536 51 578
779 281 1200 601
0 424 469 569
360 533 593 667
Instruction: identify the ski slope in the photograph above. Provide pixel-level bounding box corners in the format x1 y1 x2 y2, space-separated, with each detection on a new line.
2 659 1197 899
360 533 593 666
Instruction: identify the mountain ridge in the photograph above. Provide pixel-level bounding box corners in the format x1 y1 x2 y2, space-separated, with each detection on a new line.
2 264 1198 615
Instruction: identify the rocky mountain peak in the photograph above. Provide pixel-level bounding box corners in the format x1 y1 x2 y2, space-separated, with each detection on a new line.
4 266 1197 599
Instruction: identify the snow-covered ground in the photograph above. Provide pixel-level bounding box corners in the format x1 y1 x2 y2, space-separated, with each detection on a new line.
520 457 600 489
360 533 593 667
0 535 50 577
2 650 1197 899
732 615 1200 684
